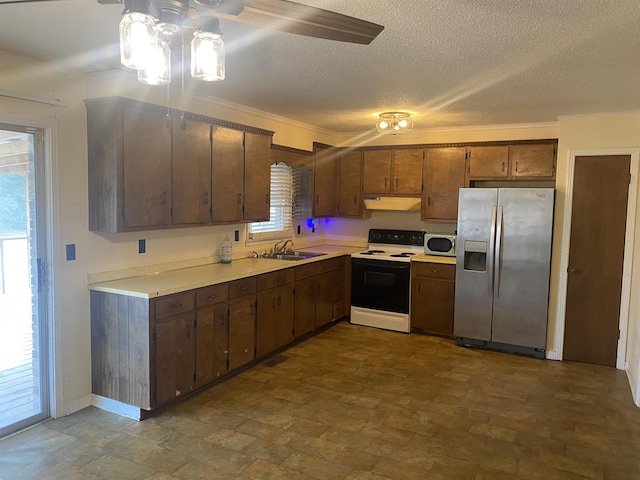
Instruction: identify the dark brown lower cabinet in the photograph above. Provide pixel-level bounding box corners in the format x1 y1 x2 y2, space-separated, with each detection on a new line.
154 312 196 407
410 262 455 337
228 277 257 371
90 256 350 413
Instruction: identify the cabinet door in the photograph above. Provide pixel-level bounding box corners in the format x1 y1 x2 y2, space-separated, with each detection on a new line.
510 144 556 178
313 144 339 217
244 132 271 221
315 271 334 328
392 149 423 195
362 150 392 194
172 119 212 225
468 146 509 179
411 263 456 337
256 290 276 357
154 313 195 407
422 147 466 221
294 276 316 338
195 303 228 387
274 284 295 349
338 150 363 217
228 295 255 370
331 268 346 321
122 105 172 229
212 126 244 223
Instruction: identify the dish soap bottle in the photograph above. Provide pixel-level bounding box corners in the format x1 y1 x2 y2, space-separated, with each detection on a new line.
220 235 232 264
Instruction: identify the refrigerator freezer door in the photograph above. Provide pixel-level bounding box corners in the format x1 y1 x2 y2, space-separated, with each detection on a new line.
491 188 554 349
454 188 497 341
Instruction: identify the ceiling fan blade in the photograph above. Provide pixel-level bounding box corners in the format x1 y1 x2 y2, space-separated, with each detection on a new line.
209 0 384 45
0 0 70 4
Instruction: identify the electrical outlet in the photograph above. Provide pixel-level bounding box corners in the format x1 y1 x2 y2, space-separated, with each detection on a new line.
65 244 76 261
234 230 239 242
138 239 146 254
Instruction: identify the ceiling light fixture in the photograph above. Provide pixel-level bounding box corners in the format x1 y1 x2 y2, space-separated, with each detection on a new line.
118 0 225 85
376 112 414 135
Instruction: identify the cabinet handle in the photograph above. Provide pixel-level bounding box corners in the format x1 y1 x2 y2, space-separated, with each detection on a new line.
395 178 399 188
170 302 182 308
427 196 431 206
353 195 357 204
202 192 209 205
277 295 281 306
384 178 388 188
237 193 242 204
266 193 270 204
418 284 421 294
502 161 505 172
250 304 254 315
160 191 167 205
186 324 191 338
515 162 519 172
315 194 319 204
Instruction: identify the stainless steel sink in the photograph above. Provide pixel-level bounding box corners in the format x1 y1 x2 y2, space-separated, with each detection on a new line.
261 251 326 261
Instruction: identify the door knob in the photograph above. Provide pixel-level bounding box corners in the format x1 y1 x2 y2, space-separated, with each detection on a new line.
569 267 581 275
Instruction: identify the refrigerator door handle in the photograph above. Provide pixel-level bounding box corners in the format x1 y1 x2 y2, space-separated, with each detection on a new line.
488 205 497 298
494 205 504 298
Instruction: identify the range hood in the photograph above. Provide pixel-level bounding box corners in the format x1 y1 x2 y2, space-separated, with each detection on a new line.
363 196 422 211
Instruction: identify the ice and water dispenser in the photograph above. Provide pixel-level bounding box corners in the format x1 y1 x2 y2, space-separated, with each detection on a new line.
463 240 487 272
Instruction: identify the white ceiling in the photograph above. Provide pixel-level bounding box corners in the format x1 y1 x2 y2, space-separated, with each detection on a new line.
1 0 640 134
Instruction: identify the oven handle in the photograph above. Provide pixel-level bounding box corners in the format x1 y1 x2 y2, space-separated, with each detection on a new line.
351 258 412 271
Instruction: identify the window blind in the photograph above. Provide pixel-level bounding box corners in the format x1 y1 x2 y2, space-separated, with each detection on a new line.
248 163 294 241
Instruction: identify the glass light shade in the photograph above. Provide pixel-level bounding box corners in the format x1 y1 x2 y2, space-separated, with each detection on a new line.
376 112 413 134
138 38 171 85
191 30 225 81
119 12 156 70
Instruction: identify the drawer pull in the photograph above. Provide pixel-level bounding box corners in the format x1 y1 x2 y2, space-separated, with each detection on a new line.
170 302 182 308
240 286 247 291
208 294 217 299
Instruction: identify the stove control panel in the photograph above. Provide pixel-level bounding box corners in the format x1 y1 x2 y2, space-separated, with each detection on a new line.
367 229 425 247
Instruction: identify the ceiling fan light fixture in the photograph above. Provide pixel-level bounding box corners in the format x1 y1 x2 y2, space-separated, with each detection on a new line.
376 112 413 135
119 0 156 70
191 17 225 81
137 37 171 85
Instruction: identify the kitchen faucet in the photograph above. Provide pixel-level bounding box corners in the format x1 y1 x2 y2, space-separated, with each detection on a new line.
281 239 294 253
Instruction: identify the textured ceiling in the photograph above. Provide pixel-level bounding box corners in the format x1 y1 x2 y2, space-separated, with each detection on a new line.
1 0 639 134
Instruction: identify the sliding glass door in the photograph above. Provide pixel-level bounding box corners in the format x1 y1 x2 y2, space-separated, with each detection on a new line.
0 125 49 437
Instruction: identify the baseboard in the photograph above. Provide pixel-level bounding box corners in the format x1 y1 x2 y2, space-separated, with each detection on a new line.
626 361 640 408
91 394 143 421
62 394 92 417
545 350 560 360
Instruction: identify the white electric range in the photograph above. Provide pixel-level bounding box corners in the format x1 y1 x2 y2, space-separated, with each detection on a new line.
350 229 425 333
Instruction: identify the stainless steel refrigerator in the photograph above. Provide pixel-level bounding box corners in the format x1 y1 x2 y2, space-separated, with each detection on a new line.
454 188 554 358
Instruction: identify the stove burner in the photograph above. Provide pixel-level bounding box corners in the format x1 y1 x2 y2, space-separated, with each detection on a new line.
390 252 417 258
361 250 385 255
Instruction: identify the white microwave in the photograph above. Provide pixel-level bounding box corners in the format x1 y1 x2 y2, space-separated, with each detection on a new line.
424 233 456 257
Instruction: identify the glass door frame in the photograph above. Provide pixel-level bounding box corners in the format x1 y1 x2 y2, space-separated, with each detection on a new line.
0 113 59 435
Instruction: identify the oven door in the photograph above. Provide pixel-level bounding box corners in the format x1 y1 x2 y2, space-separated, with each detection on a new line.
351 258 411 314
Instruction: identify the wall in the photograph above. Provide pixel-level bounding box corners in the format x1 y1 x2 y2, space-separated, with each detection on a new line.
551 113 640 405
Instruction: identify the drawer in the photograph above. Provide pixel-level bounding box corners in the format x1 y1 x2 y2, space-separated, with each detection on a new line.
155 291 195 320
412 262 455 280
229 276 257 299
315 256 344 275
258 268 295 290
196 283 229 308
294 263 316 281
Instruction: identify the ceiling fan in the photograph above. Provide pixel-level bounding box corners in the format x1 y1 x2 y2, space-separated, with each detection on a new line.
0 0 384 45
1 0 383 85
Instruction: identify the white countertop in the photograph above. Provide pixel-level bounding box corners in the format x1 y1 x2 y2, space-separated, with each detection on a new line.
88 245 361 299
412 254 457 265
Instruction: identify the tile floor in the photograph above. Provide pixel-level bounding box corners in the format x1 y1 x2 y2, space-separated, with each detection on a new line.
1 322 639 479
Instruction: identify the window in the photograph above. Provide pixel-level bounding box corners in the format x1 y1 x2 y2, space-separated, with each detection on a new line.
247 162 294 241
